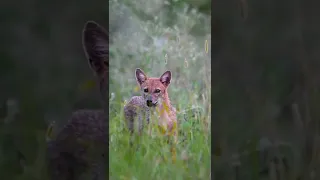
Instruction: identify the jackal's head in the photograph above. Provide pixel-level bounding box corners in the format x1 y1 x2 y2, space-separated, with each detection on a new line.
135 68 171 107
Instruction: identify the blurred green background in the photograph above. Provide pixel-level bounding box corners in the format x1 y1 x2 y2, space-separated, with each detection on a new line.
212 0 320 179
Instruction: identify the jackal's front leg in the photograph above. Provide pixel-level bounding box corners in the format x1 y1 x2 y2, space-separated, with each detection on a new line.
146 109 152 136
138 113 144 136
170 121 178 163
166 127 178 163
148 122 152 136
169 132 178 163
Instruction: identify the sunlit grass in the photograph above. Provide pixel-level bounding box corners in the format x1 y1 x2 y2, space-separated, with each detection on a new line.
109 99 211 180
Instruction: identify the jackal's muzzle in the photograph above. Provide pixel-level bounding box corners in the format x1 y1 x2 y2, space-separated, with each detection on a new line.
146 100 157 107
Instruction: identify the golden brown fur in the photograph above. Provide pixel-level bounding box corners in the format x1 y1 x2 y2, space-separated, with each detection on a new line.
124 68 178 162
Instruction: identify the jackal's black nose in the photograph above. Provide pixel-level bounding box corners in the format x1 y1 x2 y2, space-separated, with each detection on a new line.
146 100 152 107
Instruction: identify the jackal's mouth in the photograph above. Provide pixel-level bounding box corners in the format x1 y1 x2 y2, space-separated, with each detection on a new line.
146 101 157 107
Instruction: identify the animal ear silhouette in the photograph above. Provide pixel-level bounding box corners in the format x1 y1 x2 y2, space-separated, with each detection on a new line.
160 71 171 86
82 21 109 79
135 68 148 85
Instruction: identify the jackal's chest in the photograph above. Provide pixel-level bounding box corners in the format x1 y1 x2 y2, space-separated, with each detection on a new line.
151 109 176 136
157 120 177 136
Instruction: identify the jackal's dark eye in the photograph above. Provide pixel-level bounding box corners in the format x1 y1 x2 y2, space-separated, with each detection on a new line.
144 88 148 93
154 89 161 93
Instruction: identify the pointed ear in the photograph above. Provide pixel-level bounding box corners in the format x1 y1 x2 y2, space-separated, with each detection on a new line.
160 71 171 86
82 21 109 78
135 68 147 85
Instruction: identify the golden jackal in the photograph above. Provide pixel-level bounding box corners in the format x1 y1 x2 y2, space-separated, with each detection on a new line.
124 68 178 162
